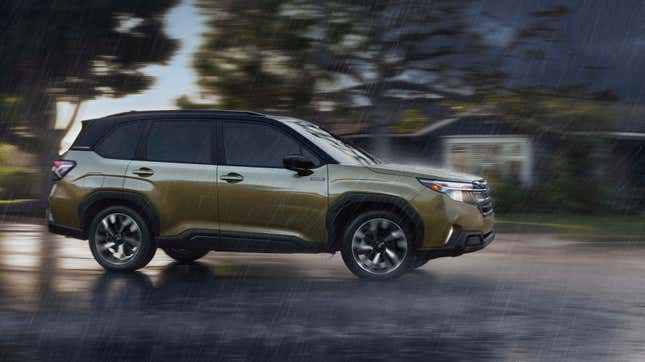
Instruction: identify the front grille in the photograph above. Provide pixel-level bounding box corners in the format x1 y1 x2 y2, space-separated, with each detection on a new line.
464 180 493 216
478 197 494 216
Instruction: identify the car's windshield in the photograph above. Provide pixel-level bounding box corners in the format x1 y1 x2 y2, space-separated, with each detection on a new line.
277 117 381 165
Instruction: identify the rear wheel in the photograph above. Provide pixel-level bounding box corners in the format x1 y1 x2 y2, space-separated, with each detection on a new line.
340 210 414 280
88 206 156 272
162 248 209 263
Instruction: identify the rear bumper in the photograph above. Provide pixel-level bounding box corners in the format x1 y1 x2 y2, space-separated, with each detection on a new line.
47 208 85 240
418 229 495 260
48 222 85 239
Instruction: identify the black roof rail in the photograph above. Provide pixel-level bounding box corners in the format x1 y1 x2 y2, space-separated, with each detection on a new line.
108 109 265 117
81 109 267 123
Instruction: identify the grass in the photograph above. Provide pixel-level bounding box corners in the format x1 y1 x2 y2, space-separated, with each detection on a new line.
496 213 645 241
0 198 36 205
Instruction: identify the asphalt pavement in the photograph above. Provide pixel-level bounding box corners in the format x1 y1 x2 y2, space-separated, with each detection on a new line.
0 222 644 361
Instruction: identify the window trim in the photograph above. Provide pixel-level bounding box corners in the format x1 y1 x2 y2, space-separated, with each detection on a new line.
93 120 144 160
140 118 216 165
218 119 324 169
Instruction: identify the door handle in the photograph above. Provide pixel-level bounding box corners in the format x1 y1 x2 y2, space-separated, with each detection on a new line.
220 173 244 183
132 167 154 177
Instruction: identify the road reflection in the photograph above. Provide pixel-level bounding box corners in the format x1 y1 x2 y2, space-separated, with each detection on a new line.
1 224 645 361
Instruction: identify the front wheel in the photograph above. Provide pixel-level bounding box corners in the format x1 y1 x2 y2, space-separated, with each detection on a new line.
162 248 209 263
340 211 415 280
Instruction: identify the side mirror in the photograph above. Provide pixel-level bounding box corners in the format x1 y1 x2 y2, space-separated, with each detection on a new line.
283 154 316 176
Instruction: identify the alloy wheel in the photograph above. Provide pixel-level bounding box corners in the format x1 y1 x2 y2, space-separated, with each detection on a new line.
351 218 408 275
94 213 142 264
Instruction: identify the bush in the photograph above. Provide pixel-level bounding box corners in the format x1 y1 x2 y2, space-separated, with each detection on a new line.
0 167 40 200
486 136 618 214
487 177 533 213
389 109 429 134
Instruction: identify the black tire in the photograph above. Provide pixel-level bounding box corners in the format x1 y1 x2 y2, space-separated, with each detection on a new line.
340 210 415 280
88 206 156 272
413 255 431 269
162 248 209 263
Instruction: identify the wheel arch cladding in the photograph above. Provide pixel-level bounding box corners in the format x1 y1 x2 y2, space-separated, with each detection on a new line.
78 191 160 237
326 193 424 251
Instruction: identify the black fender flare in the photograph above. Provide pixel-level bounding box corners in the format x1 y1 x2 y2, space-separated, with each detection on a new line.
78 190 160 236
326 192 425 250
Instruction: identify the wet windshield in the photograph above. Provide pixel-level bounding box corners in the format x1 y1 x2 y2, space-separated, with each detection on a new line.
279 117 381 165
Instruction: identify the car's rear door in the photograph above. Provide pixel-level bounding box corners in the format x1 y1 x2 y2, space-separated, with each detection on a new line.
216 119 328 246
124 118 218 237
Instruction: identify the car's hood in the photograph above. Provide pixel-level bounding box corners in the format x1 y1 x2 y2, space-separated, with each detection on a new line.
367 163 481 182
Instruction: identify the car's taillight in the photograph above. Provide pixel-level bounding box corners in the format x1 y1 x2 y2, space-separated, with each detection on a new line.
51 160 76 180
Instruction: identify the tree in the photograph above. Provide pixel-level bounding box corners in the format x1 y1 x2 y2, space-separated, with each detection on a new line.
181 0 498 155
0 0 179 203
179 0 338 116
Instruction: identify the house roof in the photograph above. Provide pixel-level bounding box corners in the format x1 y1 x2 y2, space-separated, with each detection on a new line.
344 112 645 140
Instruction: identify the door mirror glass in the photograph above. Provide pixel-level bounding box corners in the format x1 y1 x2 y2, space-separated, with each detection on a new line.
283 155 315 176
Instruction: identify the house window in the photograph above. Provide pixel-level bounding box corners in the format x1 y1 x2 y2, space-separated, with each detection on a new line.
443 136 533 185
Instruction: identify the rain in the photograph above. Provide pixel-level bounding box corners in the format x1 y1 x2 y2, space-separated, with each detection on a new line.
0 0 644 361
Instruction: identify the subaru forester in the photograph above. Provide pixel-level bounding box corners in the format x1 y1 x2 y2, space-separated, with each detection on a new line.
48 110 494 280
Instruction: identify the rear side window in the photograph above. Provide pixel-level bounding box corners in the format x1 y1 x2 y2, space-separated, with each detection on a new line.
146 120 212 164
95 122 143 159
222 121 320 168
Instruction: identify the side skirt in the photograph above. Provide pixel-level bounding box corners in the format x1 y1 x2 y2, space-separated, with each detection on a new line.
156 230 328 254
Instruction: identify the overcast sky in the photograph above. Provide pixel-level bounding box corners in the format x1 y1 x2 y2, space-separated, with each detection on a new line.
475 0 645 98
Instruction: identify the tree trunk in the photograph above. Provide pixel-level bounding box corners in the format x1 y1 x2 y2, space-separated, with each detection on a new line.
38 100 80 208
369 96 392 162
37 98 66 306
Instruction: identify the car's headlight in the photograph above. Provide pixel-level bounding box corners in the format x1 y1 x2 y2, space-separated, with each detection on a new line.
418 179 474 202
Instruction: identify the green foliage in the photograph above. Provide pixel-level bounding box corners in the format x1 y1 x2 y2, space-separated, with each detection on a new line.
185 0 496 122
487 137 607 214
0 144 15 167
0 168 40 200
541 140 603 212
0 144 38 199
388 109 430 134
0 0 179 101
189 0 334 115
486 177 533 214
486 91 618 134
0 0 179 153
496 214 645 241
0 1 180 205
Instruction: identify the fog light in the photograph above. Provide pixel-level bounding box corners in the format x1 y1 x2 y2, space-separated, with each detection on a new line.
46 209 54 223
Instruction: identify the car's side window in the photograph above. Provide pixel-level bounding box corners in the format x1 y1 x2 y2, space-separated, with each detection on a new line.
95 121 143 160
146 120 212 164
222 121 320 168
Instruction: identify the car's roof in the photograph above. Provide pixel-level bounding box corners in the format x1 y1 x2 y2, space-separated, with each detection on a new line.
72 110 292 150
70 109 339 164
82 109 267 124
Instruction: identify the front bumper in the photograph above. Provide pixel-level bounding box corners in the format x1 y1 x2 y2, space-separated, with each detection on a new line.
417 229 495 260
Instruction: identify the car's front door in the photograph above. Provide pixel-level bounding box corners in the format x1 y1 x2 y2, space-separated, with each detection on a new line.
124 119 218 237
217 120 328 246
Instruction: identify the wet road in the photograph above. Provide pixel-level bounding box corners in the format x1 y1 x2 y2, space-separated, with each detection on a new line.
0 222 644 361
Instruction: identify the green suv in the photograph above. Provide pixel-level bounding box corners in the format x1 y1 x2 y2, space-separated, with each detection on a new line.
48 110 494 280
